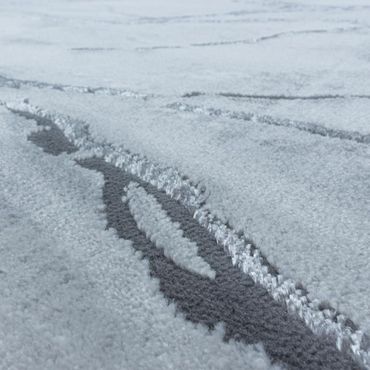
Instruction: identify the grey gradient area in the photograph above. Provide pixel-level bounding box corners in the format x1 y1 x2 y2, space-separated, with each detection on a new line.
23 112 360 369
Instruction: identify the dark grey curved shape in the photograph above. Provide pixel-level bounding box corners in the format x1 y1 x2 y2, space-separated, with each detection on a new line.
19 113 361 369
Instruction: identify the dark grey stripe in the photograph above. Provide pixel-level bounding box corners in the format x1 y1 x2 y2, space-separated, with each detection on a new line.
18 112 361 369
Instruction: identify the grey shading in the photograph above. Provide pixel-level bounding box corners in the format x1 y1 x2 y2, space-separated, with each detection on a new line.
21 111 360 369
168 102 370 144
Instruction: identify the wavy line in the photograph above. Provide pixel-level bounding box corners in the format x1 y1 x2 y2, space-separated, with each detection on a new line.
182 91 206 98
218 92 370 100
193 26 360 47
134 10 258 25
0 74 150 100
70 47 118 52
182 91 370 100
2 73 369 104
167 102 370 144
137 26 361 50
136 45 182 51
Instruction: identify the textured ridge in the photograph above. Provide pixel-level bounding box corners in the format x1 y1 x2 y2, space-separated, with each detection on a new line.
3 99 369 369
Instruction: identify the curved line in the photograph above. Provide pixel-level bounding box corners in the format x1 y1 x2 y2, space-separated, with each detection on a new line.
218 92 370 100
167 102 370 144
